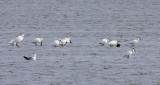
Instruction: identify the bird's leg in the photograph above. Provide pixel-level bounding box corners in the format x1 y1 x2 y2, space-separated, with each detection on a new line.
35 43 37 46
40 41 42 46
16 43 19 47
127 55 129 58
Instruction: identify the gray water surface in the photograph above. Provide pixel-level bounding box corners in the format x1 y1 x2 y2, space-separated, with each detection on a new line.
0 0 160 85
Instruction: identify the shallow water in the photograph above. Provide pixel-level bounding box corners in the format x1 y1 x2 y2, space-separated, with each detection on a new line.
0 0 160 85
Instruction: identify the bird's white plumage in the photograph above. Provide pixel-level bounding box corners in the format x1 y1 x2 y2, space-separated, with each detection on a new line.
9 39 16 45
64 37 71 43
130 37 140 46
33 38 43 46
125 48 135 58
15 34 24 43
32 54 37 60
35 38 43 43
100 39 108 46
60 39 67 46
53 40 60 47
53 37 72 47
9 34 25 46
108 40 118 46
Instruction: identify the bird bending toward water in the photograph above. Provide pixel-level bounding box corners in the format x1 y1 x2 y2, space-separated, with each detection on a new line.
108 40 121 47
32 38 43 46
53 40 60 47
9 34 25 47
99 39 109 46
59 37 72 46
106 36 121 47
59 38 67 46
64 37 72 44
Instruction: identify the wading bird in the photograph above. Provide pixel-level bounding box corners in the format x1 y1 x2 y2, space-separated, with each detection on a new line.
130 37 141 46
32 38 43 46
99 39 109 46
9 34 25 47
107 37 121 47
124 47 136 58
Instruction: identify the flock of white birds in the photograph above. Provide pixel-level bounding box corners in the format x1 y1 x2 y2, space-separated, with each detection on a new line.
99 36 140 58
9 34 140 60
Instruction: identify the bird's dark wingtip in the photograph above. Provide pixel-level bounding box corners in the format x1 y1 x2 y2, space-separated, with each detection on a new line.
23 56 29 60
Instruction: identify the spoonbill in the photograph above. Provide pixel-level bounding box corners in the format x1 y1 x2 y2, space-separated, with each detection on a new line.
130 37 141 46
32 38 43 46
9 34 25 47
124 47 136 58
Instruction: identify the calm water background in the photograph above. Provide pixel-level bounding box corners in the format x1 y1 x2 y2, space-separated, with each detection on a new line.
0 0 160 85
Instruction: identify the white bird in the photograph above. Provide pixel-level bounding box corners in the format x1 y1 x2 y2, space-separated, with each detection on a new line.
124 47 136 58
9 39 16 46
23 54 37 60
130 37 140 46
59 39 67 46
9 34 25 46
32 38 43 46
105 36 121 47
108 40 121 47
99 39 109 46
53 37 72 47
53 40 61 47
64 37 72 43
